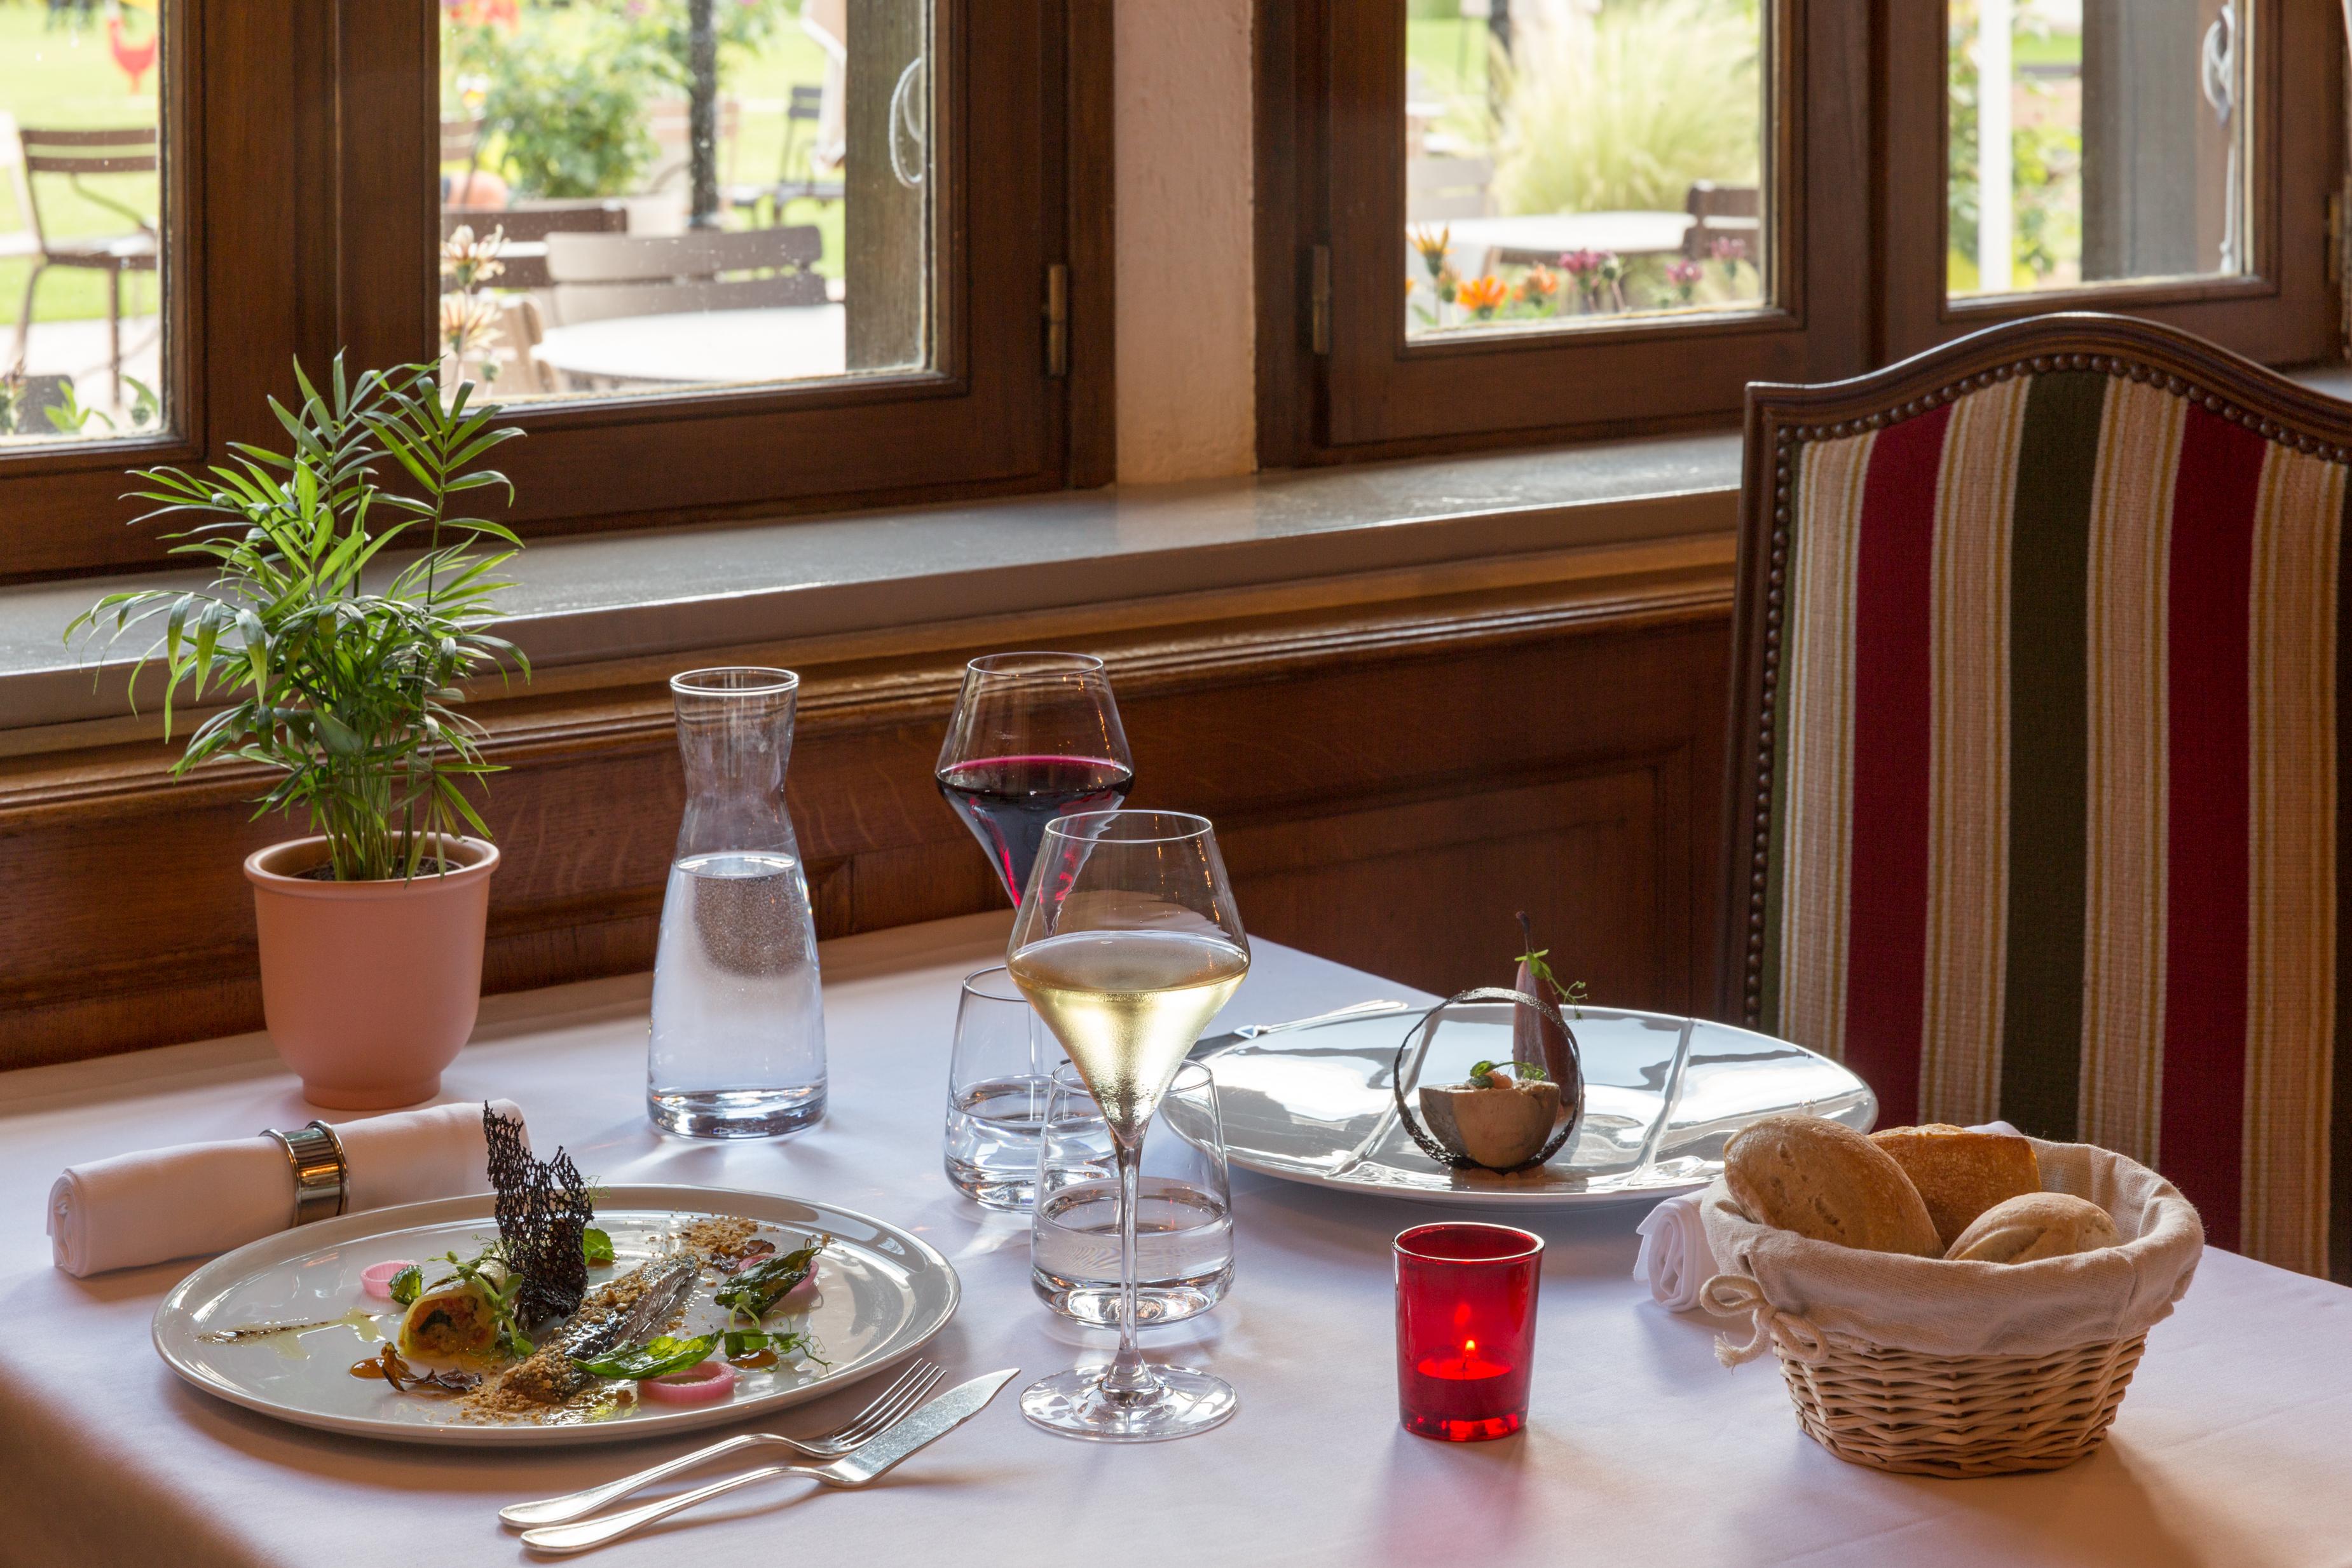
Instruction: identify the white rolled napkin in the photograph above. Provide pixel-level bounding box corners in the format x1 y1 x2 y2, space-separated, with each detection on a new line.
1634 1192 1716 1311
48 1098 525 1278
1634 1119 2030 1311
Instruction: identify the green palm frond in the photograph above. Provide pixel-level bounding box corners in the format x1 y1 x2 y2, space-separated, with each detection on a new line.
65 355 529 882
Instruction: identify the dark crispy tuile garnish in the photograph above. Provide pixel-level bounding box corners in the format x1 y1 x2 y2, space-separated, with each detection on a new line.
484 1104 594 1326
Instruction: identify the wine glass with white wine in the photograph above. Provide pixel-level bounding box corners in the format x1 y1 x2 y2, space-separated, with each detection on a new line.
1007 808 1250 1442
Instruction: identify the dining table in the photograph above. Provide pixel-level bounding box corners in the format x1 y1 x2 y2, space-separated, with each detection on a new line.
1432 210 1698 273
3 910 2348 1567
535 303 848 390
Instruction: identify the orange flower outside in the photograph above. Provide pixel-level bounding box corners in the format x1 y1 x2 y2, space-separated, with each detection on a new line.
1457 275 1508 314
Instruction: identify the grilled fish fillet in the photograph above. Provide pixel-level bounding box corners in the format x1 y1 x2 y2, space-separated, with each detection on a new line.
498 1253 699 1405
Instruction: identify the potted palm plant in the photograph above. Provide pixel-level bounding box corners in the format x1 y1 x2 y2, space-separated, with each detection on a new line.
71 358 526 1108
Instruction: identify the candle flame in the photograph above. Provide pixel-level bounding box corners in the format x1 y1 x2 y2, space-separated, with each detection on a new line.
1464 1338 1477 1354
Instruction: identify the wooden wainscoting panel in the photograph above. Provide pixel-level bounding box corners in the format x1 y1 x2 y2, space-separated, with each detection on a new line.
0 556 1733 1068
1220 765 1674 1006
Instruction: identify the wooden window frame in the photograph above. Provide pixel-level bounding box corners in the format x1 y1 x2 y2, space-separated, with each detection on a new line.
1884 0 2342 365
1258 0 1873 467
1259 0 2342 470
1 0 1113 587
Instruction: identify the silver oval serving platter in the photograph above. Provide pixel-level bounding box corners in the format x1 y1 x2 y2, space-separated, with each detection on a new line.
153 1185 958 1446
1196 1004 1876 1207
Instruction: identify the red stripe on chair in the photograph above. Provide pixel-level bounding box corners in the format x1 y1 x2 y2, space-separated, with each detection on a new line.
1841 405 1953 1128
2161 406 2264 1251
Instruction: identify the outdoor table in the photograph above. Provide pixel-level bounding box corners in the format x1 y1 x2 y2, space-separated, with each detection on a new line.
1433 210 1695 275
1 911 2346 1567
536 303 847 390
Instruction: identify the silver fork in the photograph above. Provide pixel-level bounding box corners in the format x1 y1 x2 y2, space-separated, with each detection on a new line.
500 1360 945 1529
517 1368 1017 1556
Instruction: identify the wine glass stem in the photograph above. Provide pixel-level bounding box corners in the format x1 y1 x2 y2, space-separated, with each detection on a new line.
1100 1129 1158 1400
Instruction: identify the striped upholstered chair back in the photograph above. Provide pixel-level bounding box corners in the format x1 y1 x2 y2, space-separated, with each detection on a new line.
1721 313 2352 1282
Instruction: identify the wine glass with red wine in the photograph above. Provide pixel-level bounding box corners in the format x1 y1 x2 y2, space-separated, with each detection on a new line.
935 652 1135 905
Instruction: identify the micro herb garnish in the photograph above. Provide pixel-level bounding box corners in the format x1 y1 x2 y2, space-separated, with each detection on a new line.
582 1228 615 1266
1514 910 1590 1015
388 1264 424 1306
713 1235 828 1321
723 1328 827 1367
571 1334 716 1381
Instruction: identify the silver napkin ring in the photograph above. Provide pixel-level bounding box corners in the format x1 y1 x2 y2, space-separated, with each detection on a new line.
262 1120 349 1227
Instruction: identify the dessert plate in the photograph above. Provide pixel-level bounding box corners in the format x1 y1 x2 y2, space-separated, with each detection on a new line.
1195 1004 1875 1207
153 1185 958 1446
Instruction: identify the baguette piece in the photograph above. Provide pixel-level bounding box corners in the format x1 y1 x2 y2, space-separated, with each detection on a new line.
1723 1114 1941 1257
1870 1124 2042 1251
1945 1192 2121 1264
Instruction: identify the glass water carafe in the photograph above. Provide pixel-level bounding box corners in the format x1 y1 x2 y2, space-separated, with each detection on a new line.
648 668 827 1137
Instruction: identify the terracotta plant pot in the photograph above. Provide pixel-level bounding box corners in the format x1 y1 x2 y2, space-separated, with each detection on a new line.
243 835 499 1110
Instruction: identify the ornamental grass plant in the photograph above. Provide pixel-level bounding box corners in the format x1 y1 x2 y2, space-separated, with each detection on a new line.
1489 0 1763 219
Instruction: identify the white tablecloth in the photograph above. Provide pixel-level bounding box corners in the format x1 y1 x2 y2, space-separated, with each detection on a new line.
2 913 2347 1567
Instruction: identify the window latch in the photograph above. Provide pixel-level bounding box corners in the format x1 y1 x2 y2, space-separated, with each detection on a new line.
1044 263 1070 378
1309 245 1332 356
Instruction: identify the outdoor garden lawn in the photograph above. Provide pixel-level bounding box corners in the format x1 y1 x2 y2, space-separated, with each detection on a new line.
1 1 163 331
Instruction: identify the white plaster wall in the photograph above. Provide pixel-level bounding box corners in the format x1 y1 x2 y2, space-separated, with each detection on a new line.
1114 0 1257 483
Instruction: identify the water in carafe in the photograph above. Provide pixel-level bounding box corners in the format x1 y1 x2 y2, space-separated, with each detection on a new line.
648 669 827 1136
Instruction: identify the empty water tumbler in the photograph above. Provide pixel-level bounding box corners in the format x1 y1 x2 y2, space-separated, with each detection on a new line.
944 965 1067 1210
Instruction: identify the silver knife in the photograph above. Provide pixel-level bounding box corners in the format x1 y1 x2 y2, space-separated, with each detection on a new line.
519 1368 1020 1555
822 1365 1017 1484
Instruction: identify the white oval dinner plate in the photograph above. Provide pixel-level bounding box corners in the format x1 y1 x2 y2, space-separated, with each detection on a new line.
1198 1004 1877 1208
153 1185 959 1447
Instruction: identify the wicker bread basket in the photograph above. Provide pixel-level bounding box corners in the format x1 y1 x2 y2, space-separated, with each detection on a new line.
1699 1136 2203 1479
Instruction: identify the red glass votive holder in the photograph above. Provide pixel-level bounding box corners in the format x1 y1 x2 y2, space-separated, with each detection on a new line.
1394 1222 1544 1442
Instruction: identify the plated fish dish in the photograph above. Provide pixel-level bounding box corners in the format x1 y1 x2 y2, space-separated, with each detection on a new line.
197 1109 833 1426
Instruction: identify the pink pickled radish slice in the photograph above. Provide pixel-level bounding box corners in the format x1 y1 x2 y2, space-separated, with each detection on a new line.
643 1360 737 1405
361 1260 419 1300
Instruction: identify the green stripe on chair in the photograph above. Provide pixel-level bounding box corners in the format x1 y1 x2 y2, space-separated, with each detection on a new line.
1998 371 2102 1141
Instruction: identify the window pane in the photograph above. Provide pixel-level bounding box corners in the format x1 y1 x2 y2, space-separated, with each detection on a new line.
437 0 934 401
1947 0 2250 299
1 1 168 447
1402 0 1770 343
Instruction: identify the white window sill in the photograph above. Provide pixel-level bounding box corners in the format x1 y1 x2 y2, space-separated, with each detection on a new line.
0 430 1741 739
10 357 2348 747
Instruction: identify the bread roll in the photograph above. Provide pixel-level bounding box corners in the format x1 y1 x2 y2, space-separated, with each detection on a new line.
1945 1192 2121 1264
1723 1115 1941 1257
1869 1124 2042 1250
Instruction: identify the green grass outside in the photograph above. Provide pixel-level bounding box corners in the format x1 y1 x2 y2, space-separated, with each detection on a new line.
0 4 164 330
2013 28 2082 70
1406 17 1496 153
